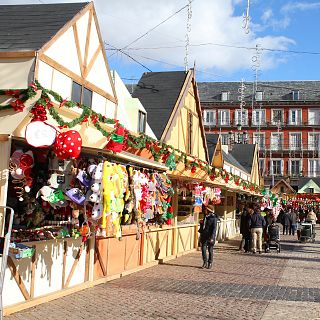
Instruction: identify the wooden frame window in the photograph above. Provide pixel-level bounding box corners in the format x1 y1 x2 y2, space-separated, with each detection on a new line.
71 81 92 108
187 112 193 154
138 110 146 133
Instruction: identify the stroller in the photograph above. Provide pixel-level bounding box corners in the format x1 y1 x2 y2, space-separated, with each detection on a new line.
300 221 316 243
265 223 281 253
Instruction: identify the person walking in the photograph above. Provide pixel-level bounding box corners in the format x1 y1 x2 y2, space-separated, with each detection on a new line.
282 209 292 235
199 204 218 269
249 206 266 254
289 209 298 236
239 206 251 252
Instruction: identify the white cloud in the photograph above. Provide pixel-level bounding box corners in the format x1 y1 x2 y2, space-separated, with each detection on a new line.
282 1 320 13
0 0 296 78
261 9 273 23
94 0 295 76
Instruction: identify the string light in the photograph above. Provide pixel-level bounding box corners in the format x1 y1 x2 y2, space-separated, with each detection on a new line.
242 0 251 34
184 0 192 71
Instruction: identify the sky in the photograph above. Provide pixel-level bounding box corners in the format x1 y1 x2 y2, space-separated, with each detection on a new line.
2 0 320 84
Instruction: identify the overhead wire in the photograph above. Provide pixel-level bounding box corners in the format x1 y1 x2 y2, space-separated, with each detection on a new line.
108 42 320 56
105 42 152 72
109 0 195 58
107 46 320 92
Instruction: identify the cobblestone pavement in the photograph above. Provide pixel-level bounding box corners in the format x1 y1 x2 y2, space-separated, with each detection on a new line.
6 229 320 320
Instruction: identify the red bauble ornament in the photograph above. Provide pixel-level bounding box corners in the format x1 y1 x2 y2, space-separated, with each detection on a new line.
191 166 197 174
54 130 82 160
162 152 170 162
209 174 216 181
10 99 25 112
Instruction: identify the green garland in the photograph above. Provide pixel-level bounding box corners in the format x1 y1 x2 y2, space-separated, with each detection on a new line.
0 81 266 195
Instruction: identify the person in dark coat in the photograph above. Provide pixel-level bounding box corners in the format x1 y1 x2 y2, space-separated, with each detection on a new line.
282 209 292 235
239 207 251 252
199 204 218 269
289 209 298 236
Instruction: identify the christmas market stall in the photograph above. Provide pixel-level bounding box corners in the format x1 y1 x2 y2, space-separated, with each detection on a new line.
0 81 181 313
0 2 181 313
205 134 263 241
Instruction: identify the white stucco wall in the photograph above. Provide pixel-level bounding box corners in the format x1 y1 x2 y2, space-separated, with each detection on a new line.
112 71 156 138
0 58 35 89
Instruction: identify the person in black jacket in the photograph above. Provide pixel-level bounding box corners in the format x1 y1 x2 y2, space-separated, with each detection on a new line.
239 206 251 252
282 209 292 235
249 206 266 254
199 204 218 269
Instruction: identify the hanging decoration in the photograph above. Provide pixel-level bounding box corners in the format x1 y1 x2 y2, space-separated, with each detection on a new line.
53 130 82 160
0 81 263 194
105 121 127 153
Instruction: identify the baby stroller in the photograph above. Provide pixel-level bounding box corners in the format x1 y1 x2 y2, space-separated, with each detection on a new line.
265 223 281 253
300 221 316 243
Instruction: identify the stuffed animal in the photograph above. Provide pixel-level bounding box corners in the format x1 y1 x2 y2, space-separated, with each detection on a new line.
87 162 103 220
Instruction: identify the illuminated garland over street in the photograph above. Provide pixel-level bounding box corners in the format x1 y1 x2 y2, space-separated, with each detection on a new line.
0 81 264 194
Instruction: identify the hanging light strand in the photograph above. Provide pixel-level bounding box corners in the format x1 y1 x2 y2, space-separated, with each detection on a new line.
184 0 192 71
242 0 251 34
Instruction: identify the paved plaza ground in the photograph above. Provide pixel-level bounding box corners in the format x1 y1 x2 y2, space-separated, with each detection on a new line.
5 230 320 320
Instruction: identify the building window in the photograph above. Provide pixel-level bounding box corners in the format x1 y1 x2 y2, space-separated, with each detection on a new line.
234 109 248 126
221 91 229 101
272 109 283 125
203 110 216 125
270 133 283 151
259 159 265 175
271 160 283 176
138 110 146 133
308 109 320 125
253 133 265 149
220 133 229 145
288 109 302 125
252 109 266 126
308 188 314 193
290 159 301 176
292 90 300 100
308 159 320 177
255 91 263 101
289 133 302 151
187 112 193 154
308 133 320 150
71 81 92 108
218 109 230 126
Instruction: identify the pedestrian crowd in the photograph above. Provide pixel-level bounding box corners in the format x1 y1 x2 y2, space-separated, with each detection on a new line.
198 201 318 268
238 203 318 254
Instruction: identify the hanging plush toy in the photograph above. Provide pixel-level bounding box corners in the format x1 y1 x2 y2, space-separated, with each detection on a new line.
88 163 103 220
105 122 127 153
25 121 56 148
54 130 82 160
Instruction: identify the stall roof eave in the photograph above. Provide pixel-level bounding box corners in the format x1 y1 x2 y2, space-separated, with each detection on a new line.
0 91 41 135
83 147 168 171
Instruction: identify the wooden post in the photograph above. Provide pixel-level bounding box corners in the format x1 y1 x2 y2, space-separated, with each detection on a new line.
139 225 145 266
172 180 179 256
0 135 11 236
30 245 37 298
223 190 228 240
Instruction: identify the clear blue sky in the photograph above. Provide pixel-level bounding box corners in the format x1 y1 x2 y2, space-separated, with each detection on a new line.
1 0 320 83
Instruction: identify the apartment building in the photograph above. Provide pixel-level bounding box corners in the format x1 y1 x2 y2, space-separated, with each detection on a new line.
198 81 320 189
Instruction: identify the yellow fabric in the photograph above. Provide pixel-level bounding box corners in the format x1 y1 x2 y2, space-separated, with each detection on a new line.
102 161 113 229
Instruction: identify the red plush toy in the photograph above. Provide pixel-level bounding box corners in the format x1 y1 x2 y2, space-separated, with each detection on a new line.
54 130 82 160
105 123 126 153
